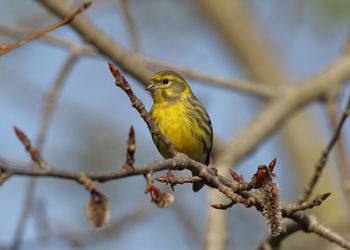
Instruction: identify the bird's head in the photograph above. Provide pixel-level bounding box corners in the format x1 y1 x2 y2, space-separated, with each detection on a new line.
146 71 193 103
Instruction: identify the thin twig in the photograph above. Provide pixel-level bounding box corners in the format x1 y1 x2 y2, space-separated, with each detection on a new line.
325 96 350 178
0 2 91 56
13 127 50 170
325 95 350 210
284 193 331 216
299 94 350 203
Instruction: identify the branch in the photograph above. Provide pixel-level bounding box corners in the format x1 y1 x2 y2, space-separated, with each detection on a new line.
289 211 350 249
299 94 350 203
0 2 91 56
0 156 189 183
3 158 350 248
284 193 331 215
13 127 50 170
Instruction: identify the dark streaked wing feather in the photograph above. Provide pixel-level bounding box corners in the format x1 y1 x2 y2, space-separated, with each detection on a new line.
186 96 213 166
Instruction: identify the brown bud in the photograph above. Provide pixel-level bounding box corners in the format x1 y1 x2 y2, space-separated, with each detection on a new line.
268 158 276 172
155 192 175 208
85 191 110 228
211 204 226 210
154 177 167 183
229 169 244 183
246 197 255 207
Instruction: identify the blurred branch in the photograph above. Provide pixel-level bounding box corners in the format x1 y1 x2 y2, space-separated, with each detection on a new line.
37 0 277 101
119 0 141 53
0 158 31 169
195 0 289 85
11 50 80 250
21 204 153 248
216 54 350 169
325 95 350 212
299 94 350 203
37 53 79 149
69 204 153 246
38 0 152 84
0 2 91 56
288 211 350 249
173 200 202 244
33 199 51 244
0 24 274 99
325 95 350 179
256 220 300 250
142 56 275 99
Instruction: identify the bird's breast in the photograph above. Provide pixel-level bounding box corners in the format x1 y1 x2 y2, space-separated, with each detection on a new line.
150 102 205 162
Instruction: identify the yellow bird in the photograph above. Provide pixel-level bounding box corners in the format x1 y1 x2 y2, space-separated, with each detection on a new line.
146 71 213 191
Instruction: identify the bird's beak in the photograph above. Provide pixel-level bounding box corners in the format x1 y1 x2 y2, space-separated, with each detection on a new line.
145 81 156 91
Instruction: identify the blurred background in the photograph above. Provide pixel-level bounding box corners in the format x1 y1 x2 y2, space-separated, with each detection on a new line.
1 0 350 249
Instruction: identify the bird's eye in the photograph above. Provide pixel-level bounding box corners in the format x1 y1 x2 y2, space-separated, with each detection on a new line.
162 79 169 84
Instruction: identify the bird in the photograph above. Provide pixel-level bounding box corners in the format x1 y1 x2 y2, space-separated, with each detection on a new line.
146 71 213 192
